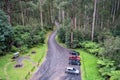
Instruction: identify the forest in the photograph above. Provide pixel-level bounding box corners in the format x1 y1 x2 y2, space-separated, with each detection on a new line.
0 0 120 80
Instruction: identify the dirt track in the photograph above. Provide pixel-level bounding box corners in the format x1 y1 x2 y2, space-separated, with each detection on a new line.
30 27 81 80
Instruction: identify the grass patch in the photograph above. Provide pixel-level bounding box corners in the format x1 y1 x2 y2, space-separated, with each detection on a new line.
0 54 12 80
0 45 47 80
76 49 103 80
0 31 51 80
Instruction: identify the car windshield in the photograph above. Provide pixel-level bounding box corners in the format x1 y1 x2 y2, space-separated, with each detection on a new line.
73 68 76 71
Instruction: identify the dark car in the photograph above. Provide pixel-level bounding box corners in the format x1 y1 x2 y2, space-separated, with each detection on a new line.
69 60 81 66
69 51 80 56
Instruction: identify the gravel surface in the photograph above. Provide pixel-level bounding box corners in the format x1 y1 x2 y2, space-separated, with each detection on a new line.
30 29 81 80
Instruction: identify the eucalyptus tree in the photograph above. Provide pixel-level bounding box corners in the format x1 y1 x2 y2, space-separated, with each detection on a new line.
0 10 13 55
91 0 97 41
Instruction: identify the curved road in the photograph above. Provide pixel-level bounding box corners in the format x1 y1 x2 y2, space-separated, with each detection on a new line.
30 26 81 80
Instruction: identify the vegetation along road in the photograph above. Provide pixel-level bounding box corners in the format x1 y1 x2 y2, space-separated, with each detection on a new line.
30 30 81 80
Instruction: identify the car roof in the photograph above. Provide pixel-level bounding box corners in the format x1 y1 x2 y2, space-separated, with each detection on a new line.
13 52 19 55
66 67 74 69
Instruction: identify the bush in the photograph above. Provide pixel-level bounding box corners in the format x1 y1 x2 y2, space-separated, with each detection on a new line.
97 59 116 79
97 59 120 80
110 71 120 80
57 27 66 43
11 46 18 52
13 25 46 48
65 30 71 48
102 36 120 68
19 45 28 54
80 41 100 55
71 39 79 48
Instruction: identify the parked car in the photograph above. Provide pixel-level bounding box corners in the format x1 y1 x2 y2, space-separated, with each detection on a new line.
69 55 80 61
69 51 80 56
69 60 81 65
65 67 80 75
12 52 19 59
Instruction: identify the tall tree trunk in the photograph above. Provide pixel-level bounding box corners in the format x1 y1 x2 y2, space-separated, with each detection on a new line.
58 8 61 23
117 0 119 11
70 19 73 48
4 0 11 25
112 0 117 23
100 16 103 30
62 10 65 25
19 0 24 26
39 0 43 29
84 5 87 33
91 0 97 41
74 17 77 30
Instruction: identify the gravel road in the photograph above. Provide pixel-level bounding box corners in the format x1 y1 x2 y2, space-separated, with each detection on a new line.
30 28 81 80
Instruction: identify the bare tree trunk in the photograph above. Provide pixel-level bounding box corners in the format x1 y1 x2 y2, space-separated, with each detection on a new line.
84 5 87 33
58 8 61 23
70 19 73 48
50 6 53 24
62 10 65 25
4 0 11 25
20 0 24 26
39 0 43 29
91 0 97 41
100 17 103 30
112 0 117 23
74 17 77 30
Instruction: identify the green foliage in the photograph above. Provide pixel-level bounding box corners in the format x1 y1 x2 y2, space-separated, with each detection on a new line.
112 23 120 37
102 36 120 68
0 10 13 55
110 71 120 80
11 46 18 52
57 27 66 43
57 26 83 48
19 45 28 54
80 41 100 55
97 59 116 79
13 25 46 48
97 30 113 42
65 30 71 48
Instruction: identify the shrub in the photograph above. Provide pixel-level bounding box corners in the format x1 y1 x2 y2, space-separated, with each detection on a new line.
71 39 79 48
80 41 100 55
65 30 71 48
11 46 18 52
110 71 120 80
19 45 28 54
97 59 116 79
102 36 120 68
13 25 46 48
57 27 66 43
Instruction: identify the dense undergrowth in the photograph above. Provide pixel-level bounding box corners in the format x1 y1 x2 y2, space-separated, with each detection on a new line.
0 10 53 55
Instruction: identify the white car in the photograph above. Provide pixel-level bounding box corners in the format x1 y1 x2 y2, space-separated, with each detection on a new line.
65 67 80 75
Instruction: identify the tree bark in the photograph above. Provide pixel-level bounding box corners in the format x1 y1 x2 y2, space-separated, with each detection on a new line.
19 0 25 25
112 0 116 23
91 0 97 41
58 8 61 23
39 0 43 29
62 10 65 25
4 0 11 25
